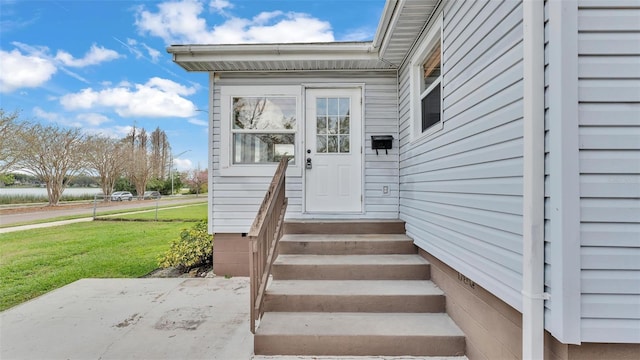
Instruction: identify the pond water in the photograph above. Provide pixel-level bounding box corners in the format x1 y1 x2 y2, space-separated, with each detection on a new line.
0 187 103 197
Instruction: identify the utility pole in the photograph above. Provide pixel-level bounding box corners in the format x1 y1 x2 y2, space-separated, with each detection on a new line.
170 149 191 195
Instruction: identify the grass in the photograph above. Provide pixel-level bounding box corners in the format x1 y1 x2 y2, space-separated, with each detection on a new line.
0 217 207 311
100 203 207 222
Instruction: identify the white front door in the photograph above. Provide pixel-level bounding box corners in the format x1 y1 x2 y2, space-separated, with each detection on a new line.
305 88 362 213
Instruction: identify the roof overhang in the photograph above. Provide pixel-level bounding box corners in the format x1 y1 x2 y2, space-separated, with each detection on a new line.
167 42 396 72
167 0 439 73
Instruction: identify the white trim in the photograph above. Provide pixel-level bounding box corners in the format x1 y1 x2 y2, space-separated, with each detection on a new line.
409 13 444 143
208 72 215 235
547 0 581 344
219 85 303 177
522 1 546 359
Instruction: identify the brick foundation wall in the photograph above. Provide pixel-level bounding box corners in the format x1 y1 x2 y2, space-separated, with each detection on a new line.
213 233 249 277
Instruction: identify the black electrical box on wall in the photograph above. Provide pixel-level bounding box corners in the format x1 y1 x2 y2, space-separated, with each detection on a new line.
371 135 393 155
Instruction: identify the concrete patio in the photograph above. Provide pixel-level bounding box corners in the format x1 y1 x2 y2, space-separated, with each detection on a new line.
0 276 468 360
0 277 253 360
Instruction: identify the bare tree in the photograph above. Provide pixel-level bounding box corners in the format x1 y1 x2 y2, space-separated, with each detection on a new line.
0 109 25 174
150 127 171 179
14 123 88 206
85 135 127 200
124 126 152 198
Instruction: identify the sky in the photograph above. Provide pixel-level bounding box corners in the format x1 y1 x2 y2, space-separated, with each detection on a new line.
0 0 385 172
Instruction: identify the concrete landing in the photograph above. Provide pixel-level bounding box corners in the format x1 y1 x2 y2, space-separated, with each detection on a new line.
0 277 253 360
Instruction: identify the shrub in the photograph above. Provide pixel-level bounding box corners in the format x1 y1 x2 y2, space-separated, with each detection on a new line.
157 221 213 270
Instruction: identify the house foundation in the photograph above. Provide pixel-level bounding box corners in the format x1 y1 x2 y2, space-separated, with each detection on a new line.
212 233 250 277
419 250 640 360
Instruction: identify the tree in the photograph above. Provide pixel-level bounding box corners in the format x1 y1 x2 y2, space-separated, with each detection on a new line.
0 109 25 174
14 123 88 206
123 126 152 198
85 136 127 200
150 127 171 179
184 166 207 197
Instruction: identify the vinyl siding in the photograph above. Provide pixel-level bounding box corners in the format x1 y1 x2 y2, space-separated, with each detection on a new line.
210 72 399 233
576 0 640 343
399 0 525 311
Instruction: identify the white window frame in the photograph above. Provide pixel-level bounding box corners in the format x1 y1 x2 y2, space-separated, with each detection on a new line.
220 85 302 176
410 14 443 143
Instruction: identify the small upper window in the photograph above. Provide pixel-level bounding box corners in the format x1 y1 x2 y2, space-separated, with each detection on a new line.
421 44 441 132
410 14 443 142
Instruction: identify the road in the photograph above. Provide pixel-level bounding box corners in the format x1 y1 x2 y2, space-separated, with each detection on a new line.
0 196 207 227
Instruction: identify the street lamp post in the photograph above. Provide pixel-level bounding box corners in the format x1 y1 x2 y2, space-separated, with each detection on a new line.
170 149 191 195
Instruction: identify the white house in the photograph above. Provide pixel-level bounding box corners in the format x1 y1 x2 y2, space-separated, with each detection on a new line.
168 0 639 358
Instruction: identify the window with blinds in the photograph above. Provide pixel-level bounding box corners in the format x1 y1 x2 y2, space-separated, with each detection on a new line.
420 44 441 132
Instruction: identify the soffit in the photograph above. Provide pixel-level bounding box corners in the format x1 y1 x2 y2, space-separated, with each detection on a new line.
168 42 396 72
376 0 439 67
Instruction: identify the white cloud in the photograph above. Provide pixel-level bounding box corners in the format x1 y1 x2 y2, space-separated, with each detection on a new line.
341 27 376 42
120 37 161 63
135 0 334 44
0 42 122 93
142 43 161 62
188 118 208 126
76 112 111 126
33 107 61 122
0 49 57 93
173 157 193 171
32 107 111 128
209 0 232 13
59 77 197 118
81 125 132 138
55 44 122 67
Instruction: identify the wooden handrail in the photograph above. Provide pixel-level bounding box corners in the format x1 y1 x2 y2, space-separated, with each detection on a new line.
248 156 289 334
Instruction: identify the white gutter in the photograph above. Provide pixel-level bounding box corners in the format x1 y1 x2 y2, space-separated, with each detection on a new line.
372 0 398 50
522 1 547 360
167 42 374 57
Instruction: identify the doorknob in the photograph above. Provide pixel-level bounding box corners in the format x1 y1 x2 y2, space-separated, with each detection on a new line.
306 157 312 170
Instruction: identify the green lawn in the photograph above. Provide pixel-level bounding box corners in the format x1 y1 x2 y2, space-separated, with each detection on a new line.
101 203 207 222
0 221 196 311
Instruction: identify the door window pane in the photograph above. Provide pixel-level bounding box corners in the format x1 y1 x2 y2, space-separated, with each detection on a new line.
339 135 350 152
317 116 327 134
328 116 338 134
316 136 327 153
327 135 338 153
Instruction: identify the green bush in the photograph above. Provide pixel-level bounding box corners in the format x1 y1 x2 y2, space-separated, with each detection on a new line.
157 221 213 270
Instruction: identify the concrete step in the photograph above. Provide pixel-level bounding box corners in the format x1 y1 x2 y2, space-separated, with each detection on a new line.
279 234 417 255
263 280 445 313
254 312 466 356
272 254 430 280
284 220 406 234
252 357 469 360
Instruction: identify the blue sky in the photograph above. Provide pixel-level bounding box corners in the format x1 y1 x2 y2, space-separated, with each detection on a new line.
0 0 385 171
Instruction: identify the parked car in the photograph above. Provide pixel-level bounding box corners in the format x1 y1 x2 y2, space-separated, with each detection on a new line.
111 191 133 201
142 191 161 200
